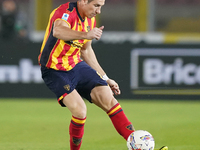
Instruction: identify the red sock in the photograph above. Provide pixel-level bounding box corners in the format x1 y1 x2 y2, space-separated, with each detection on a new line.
107 103 134 140
69 116 86 150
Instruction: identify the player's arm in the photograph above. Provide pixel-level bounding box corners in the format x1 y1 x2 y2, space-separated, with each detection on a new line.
81 41 121 95
53 19 104 41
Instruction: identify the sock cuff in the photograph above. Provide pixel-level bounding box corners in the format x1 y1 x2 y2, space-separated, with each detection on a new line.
107 103 122 117
71 116 86 126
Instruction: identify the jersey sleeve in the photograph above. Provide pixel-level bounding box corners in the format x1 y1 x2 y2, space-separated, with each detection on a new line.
59 10 76 28
52 5 76 28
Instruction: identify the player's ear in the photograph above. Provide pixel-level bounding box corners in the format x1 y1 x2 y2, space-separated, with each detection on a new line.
83 0 89 4
78 0 88 5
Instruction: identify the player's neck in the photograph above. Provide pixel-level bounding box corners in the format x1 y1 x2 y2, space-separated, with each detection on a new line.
77 1 86 21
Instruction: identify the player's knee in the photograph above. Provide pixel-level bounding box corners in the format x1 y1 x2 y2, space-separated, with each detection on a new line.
72 111 86 119
63 99 87 119
91 86 118 112
73 105 87 119
103 97 118 112
62 90 87 118
106 96 118 111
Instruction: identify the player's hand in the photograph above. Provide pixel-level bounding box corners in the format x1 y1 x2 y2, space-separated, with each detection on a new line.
106 79 121 95
87 26 104 40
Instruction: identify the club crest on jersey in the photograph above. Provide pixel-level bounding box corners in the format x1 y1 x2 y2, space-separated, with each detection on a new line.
62 13 69 21
87 26 91 32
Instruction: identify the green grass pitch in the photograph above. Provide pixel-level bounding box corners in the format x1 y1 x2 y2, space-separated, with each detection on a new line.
0 98 200 150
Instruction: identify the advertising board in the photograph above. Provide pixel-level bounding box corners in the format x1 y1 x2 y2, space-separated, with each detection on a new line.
131 48 200 95
1 40 200 99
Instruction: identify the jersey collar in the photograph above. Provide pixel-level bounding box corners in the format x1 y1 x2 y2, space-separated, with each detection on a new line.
75 2 85 22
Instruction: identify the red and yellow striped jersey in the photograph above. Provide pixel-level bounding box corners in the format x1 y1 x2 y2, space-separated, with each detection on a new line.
38 2 96 71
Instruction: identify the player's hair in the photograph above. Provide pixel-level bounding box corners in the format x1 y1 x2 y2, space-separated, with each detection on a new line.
88 0 94 2
78 0 94 3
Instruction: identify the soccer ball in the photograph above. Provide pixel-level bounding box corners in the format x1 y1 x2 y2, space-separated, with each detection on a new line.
127 130 155 150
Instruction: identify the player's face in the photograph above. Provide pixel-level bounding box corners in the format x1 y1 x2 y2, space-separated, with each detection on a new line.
83 0 105 18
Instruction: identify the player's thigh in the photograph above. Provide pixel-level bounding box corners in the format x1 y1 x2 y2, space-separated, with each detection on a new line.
91 85 118 112
62 89 87 119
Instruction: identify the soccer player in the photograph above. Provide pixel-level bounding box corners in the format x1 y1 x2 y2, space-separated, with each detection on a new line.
38 0 134 149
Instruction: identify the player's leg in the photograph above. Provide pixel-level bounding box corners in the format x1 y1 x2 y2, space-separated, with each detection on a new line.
91 85 134 140
41 66 86 150
71 61 134 141
62 89 87 118
61 90 87 150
